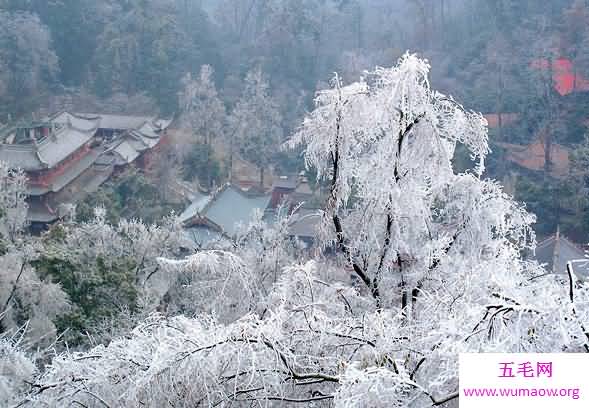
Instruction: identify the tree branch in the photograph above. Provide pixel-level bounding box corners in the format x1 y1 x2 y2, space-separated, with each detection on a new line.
329 90 380 305
431 391 459 406
242 395 334 403
394 111 425 182
567 263 589 352
2 260 26 310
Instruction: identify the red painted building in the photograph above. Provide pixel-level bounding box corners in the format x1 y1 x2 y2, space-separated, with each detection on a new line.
0 111 173 226
530 57 589 96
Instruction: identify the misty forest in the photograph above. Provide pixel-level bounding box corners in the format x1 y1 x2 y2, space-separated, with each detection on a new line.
1 0 589 407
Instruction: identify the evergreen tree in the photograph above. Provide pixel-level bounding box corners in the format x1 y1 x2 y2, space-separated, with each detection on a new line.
229 67 283 187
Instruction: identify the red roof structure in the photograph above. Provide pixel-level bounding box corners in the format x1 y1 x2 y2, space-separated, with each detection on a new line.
483 113 519 129
496 140 570 178
530 58 589 96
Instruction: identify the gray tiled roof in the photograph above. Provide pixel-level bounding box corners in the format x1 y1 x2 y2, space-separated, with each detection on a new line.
36 127 95 168
106 124 162 165
183 225 229 249
0 143 45 170
0 125 95 171
136 122 161 139
129 130 159 149
179 184 271 236
81 163 113 194
179 191 212 223
77 113 154 130
203 185 271 236
54 111 171 135
155 118 173 130
49 111 101 132
45 111 169 170
288 209 321 239
181 184 319 243
112 141 140 164
50 149 100 192
272 175 298 189
535 234 589 278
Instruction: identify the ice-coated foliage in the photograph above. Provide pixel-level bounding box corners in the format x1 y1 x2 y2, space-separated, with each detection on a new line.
289 53 535 309
37 210 189 332
0 10 58 109
229 66 283 184
0 162 70 345
0 162 28 241
21 263 360 406
158 207 306 322
157 250 259 321
48 210 186 291
0 334 37 407
234 207 307 292
179 65 226 145
0 249 70 344
9 55 589 407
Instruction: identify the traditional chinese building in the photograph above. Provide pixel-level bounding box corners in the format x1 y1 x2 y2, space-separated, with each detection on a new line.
0 111 173 228
483 113 519 129
102 117 173 170
0 115 101 226
180 181 321 249
496 139 571 178
180 183 271 244
535 226 589 279
78 113 155 140
530 57 589 96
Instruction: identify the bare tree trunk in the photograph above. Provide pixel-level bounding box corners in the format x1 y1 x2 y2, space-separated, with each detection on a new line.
355 4 363 49
497 64 504 140
440 0 446 48
411 0 429 49
229 133 234 184
204 133 211 188
544 129 552 173
440 0 445 26
544 58 554 174
1 261 26 332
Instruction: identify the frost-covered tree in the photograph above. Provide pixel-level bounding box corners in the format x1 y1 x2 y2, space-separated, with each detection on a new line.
34 205 302 346
229 67 283 187
290 53 523 308
0 248 69 345
159 206 305 322
179 65 226 146
34 210 187 345
0 162 69 345
0 10 59 115
234 207 306 291
179 65 227 188
0 162 28 243
0 333 37 407
12 55 589 407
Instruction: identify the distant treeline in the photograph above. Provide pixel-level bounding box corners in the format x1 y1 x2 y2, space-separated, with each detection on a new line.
1 0 589 238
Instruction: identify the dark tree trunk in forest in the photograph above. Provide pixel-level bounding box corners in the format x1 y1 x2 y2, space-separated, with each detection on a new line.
204 133 211 188
544 58 555 174
497 64 504 140
440 0 446 47
544 130 553 174
229 136 234 184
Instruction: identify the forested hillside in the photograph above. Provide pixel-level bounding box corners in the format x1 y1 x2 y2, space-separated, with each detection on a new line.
0 1 585 116
1 0 588 238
